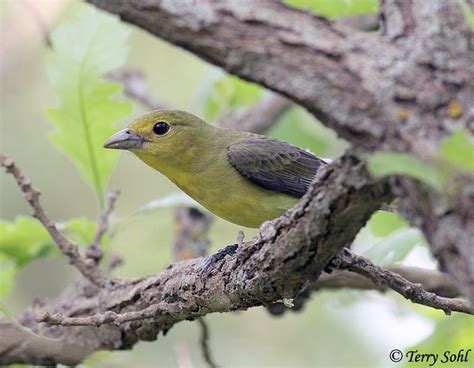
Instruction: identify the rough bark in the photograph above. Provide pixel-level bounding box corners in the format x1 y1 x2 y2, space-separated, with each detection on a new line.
88 0 474 304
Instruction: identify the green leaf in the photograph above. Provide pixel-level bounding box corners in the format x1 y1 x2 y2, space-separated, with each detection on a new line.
368 211 408 237
0 255 16 299
0 216 54 267
363 228 425 266
367 152 445 191
283 0 378 18
439 129 474 172
47 8 133 207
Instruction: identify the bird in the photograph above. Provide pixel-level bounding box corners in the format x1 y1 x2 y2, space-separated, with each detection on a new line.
103 110 329 228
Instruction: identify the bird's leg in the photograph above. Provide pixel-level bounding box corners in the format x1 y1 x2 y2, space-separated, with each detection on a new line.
200 231 245 276
323 248 347 274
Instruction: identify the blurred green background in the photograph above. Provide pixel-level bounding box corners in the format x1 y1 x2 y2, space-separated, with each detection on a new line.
0 1 472 367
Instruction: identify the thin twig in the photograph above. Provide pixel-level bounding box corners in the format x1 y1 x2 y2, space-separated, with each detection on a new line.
0 154 108 287
93 190 120 245
108 70 171 110
85 190 120 263
36 303 166 326
215 93 291 133
106 253 124 273
338 249 472 315
312 266 461 298
197 318 219 368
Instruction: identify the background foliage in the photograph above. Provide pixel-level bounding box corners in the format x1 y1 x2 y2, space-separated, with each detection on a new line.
0 1 472 367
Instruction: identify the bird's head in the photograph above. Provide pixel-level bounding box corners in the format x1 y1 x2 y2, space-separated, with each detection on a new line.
104 110 209 160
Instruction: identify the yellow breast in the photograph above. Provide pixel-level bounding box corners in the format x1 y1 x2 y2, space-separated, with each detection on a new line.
167 156 298 228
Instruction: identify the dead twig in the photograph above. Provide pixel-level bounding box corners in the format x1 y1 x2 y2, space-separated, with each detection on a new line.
108 70 171 110
36 303 166 326
197 318 219 368
85 190 120 263
338 249 472 315
0 154 108 287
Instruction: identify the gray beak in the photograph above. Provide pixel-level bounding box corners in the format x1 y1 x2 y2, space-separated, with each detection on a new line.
103 129 145 150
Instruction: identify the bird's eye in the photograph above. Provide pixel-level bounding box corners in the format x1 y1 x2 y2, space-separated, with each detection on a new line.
152 122 170 135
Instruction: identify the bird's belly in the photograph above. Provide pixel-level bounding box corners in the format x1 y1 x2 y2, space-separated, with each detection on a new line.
175 177 299 228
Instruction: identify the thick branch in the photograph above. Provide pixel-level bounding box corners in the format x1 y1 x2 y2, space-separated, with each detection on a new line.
36 261 469 326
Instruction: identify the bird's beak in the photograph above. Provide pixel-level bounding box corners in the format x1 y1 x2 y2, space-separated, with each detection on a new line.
103 129 145 150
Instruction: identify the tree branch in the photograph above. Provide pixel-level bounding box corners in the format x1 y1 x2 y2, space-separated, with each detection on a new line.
88 0 474 305
313 266 461 298
36 303 166 326
0 154 108 287
34 256 470 327
197 318 219 368
337 249 472 315
215 93 291 133
108 69 172 110
85 189 120 263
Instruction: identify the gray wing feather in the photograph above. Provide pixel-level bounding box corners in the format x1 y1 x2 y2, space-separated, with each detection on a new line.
227 136 326 198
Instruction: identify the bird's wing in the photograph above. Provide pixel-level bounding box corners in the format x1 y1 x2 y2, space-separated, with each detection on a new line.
227 136 327 198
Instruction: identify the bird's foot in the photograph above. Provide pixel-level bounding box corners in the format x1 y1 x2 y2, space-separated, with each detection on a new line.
200 231 244 277
200 244 238 277
323 254 342 274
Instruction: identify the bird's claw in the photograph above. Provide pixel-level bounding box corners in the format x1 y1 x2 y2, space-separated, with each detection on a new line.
199 230 246 277
200 243 239 277
324 254 342 274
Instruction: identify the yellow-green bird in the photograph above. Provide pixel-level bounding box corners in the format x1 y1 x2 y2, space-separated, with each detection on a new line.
104 110 327 228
